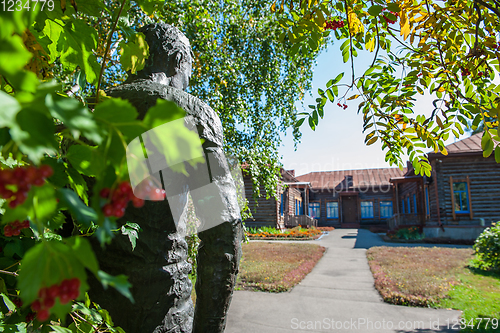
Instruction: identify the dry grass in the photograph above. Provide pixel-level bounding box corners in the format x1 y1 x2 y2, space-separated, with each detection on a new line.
237 242 325 292
367 246 474 306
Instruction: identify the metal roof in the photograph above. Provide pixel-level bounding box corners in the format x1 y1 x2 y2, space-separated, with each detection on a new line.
295 167 406 189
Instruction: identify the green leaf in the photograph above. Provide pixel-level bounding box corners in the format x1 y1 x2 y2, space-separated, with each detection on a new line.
49 19 100 84
45 94 103 145
326 89 334 102
0 35 32 77
94 99 138 124
1 293 16 312
65 167 89 205
42 158 69 188
18 238 91 306
143 99 186 129
49 326 72 333
56 188 97 227
97 270 134 303
0 91 21 128
9 109 58 163
67 145 105 177
495 145 500 163
332 72 344 85
368 5 383 16
386 3 401 12
295 117 306 128
67 237 99 274
121 222 141 251
137 0 164 15
119 32 149 74
32 184 58 223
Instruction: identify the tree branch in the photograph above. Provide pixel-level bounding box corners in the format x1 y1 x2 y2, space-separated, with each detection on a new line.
95 0 128 104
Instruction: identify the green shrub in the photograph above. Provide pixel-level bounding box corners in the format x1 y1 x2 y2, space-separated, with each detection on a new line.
396 226 424 240
473 222 500 270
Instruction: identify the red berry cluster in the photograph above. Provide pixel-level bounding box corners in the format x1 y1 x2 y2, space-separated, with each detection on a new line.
32 278 81 322
3 220 30 237
325 20 345 30
461 68 471 76
100 181 146 218
337 102 348 110
0 165 53 208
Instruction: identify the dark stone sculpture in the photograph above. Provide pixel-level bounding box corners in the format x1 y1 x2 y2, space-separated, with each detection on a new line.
88 23 243 333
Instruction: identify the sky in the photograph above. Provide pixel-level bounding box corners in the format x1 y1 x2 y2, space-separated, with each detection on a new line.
278 43 467 177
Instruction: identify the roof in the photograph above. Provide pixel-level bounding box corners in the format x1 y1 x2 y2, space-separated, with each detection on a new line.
295 167 406 190
442 133 483 155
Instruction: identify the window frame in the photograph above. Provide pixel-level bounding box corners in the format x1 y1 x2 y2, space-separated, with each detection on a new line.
326 201 339 219
379 201 393 218
360 201 374 219
309 202 320 219
449 176 473 219
280 193 284 216
407 196 411 214
413 193 417 216
425 186 430 217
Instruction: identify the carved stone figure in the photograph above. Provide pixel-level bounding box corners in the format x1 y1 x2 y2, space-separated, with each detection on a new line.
88 23 243 333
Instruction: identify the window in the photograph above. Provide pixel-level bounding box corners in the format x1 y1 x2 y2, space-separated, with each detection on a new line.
425 187 430 216
380 201 393 218
413 194 417 215
309 202 320 218
326 202 339 218
295 199 301 215
361 201 374 218
401 199 405 214
280 193 284 216
453 182 470 213
407 197 411 214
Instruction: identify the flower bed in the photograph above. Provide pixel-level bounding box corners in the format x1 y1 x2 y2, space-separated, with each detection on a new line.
246 226 325 240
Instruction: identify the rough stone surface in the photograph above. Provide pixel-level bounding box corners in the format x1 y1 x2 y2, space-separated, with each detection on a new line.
87 23 242 333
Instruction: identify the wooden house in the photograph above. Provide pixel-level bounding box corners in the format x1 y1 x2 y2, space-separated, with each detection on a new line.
243 169 315 230
243 134 498 239
295 168 405 228
391 133 500 239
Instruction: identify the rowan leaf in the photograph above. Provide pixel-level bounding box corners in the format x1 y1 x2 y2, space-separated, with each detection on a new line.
119 32 149 74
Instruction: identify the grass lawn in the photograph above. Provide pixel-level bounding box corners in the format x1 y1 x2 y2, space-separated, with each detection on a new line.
236 242 325 292
367 246 500 332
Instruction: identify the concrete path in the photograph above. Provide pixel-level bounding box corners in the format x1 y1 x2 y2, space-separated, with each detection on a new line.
225 229 467 333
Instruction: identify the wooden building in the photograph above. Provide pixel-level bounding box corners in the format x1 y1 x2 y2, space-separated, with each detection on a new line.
391 133 500 239
295 168 405 228
243 169 315 229
243 134 499 239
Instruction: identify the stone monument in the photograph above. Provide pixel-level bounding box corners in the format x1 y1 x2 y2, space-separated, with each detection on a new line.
88 23 243 333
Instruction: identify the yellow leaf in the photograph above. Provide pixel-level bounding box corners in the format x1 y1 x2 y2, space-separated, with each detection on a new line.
437 86 445 92
347 94 359 100
347 8 364 36
271 2 276 12
366 38 375 52
441 147 448 156
400 20 411 40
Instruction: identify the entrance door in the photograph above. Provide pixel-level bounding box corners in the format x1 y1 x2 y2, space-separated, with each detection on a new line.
341 195 360 228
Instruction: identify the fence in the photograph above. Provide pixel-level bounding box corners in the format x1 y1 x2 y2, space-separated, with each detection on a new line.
284 215 318 228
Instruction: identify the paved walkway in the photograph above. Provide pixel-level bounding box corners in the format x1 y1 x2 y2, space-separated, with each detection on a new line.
225 229 468 333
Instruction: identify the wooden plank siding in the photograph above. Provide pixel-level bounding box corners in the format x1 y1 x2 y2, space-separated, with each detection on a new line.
242 175 279 228
308 188 394 227
427 155 500 226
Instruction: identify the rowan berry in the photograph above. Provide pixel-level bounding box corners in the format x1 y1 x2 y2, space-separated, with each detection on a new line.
31 300 42 312
37 308 50 322
100 187 111 199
